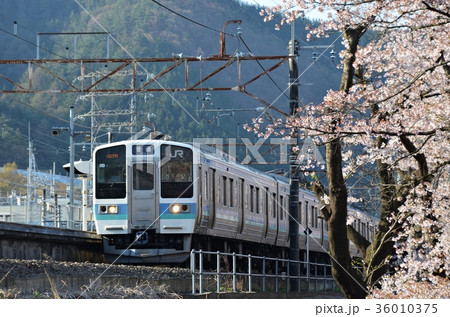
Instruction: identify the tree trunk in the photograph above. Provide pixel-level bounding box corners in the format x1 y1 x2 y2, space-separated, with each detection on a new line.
326 138 367 298
323 25 369 298
363 136 397 286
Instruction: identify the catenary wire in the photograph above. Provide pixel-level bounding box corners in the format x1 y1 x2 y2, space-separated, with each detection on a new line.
150 0 236 36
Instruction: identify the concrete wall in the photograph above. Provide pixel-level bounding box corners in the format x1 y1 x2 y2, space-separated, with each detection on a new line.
0 222 105 263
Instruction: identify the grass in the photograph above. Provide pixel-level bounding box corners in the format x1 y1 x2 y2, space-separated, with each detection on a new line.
0 269 182 299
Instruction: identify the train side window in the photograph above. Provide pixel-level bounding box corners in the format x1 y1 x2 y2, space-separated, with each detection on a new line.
286 195 289 219
299 202 302 224
315 207 318 228
305 201 309 227
280 195 284 220
256 187 260 214
250 185 254 212
272 193 276 218
264 187 269 216
240 179 245 211
204 170 208 200
230 178 234 207
222 176 227 206
244 183 247 211
211 169 216 210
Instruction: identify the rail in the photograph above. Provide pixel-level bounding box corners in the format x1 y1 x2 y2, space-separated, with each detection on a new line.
190 249 338 294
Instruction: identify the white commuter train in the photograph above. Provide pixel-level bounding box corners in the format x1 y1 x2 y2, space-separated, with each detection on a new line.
93 138 377 264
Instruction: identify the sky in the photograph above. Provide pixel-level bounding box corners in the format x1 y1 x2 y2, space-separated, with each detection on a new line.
239 0 280 6
238 0 328 20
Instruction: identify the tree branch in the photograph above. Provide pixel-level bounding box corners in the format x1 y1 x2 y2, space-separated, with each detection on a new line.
373 60 450 107
311 181 331 219
347 225 371 258
399 134 430 182
422 1 450 19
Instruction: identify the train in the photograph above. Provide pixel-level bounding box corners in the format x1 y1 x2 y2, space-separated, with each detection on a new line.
93 137 377 264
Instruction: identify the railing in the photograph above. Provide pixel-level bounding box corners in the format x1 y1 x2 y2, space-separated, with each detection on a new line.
190 249 338 294
0 198 95 231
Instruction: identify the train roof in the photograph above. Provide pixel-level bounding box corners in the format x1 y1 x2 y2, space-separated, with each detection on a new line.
95 138 378 222
193 142 284 182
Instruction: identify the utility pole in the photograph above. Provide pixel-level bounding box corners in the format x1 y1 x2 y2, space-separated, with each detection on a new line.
288 21 300 292
69 105 75 229
26 123 32 224
52 106 89 229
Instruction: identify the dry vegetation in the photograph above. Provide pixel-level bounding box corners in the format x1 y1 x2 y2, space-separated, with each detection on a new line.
0 258 189 299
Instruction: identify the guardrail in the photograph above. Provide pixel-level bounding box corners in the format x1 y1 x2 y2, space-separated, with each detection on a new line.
190 249 338 294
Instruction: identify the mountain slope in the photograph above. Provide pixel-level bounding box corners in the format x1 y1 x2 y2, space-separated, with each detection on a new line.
0 0 341 172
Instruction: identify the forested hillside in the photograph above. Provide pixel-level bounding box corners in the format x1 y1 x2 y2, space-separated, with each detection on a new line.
0 0 340 173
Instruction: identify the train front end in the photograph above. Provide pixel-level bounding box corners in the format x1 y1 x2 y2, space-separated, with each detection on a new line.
93 140 197 264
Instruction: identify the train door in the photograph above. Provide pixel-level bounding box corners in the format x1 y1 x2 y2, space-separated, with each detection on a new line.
129 161 157 228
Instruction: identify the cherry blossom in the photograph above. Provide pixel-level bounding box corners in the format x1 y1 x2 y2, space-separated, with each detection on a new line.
256 0 449 298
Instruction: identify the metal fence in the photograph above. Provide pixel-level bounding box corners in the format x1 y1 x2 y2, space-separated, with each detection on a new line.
190 249 338 294
0 196 95 231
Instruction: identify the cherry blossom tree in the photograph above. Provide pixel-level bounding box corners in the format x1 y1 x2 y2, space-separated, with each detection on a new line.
254 0 449 298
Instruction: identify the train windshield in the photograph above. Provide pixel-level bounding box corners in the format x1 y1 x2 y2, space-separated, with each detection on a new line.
133 163 154 190
160 144 193 198
95 145 126 199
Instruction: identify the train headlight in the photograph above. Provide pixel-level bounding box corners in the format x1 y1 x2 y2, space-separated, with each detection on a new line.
108 205 118 214
170 204 181 214
99 205 118 214
169 204 189 214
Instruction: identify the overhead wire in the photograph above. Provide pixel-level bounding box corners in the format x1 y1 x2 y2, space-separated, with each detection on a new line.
233 0 338 127
150 0 235 36
0 14 139 94
74 0 201 125
0 110 91 162
239 35 288 99
1 0 237 157
69 1 278 156
4 95 88 128
0 24 135 92
0 12 99 60
72 0 261 140
0 16 147 159
1 1 279 143
149 0 288 134
0 22 132 123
